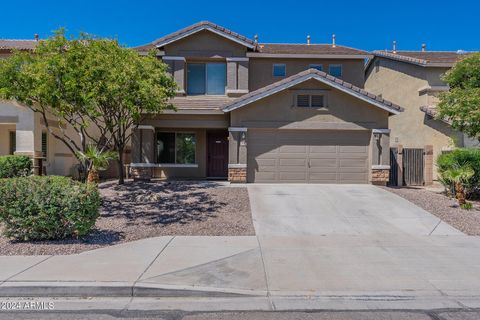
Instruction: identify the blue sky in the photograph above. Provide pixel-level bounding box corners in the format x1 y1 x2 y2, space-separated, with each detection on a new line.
0 0 477 52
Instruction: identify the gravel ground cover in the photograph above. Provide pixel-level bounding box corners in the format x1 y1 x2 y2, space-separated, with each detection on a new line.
382 185 480 236
0 180 254 256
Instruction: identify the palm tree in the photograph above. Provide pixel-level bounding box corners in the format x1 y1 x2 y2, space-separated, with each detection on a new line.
76 145 118 184
441 164 474 205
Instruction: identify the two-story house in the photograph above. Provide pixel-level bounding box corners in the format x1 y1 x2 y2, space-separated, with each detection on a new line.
129 21 402 184
365 48 476 184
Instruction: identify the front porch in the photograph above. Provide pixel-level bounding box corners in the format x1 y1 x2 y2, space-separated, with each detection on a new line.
130 113 231 181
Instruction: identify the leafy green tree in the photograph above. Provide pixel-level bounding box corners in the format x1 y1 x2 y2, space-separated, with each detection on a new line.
0 30 177 184
437 52 480 142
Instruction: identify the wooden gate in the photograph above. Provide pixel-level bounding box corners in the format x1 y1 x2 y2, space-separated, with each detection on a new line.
403 148 424 186
388 148 398 186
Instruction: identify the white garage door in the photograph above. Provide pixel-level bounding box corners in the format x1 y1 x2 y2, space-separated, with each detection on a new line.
247 130 370 183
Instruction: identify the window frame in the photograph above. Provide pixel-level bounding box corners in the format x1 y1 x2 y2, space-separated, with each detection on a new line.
309 64 323 71
272 63 286 77
328 64 343 78
186 62 227 96
155 131 197 166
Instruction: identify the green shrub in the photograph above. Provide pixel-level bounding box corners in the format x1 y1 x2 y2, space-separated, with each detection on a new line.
460 202 473 210
0 155 32 178
437 148 480 197
0 176 100 241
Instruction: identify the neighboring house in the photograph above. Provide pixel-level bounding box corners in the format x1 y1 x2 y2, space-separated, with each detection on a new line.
365 49 475 183
0 39 126 177
129 21 402 184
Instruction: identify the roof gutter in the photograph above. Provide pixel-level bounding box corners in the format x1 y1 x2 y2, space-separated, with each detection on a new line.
247 52 373 59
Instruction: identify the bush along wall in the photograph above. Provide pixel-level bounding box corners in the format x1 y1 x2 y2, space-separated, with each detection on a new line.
0 155 32 178
437 148 480 198
0 176 101 241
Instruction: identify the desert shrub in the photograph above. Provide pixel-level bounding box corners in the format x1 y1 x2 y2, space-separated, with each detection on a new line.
0 176 100 241
0 155 31 178
437 148 480 197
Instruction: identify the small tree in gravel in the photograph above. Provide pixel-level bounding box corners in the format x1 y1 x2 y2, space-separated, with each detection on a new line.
441 164 474 207
77 145 118 184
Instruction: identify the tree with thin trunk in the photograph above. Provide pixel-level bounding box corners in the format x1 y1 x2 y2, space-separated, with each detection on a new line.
0 30 177 183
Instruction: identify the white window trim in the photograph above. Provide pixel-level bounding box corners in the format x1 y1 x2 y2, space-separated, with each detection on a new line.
328 64 343 77
156 131 197 165
309 64 323 71
187 62 227 96
272 63 286 77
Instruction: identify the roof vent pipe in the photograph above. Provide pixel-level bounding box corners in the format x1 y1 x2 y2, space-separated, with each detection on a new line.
393 40 397 54
332 34 336 48
307 35 311 45
422 43 426 52
254 34 258 44
34 34 39 41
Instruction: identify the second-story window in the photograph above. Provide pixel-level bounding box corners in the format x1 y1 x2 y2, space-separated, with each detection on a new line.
273 64 286 77
329 64 342 78
309 64 323 71
187 63 226 95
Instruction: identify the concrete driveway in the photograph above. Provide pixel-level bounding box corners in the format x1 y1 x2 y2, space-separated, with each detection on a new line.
248 184 480 306
248 184 461 236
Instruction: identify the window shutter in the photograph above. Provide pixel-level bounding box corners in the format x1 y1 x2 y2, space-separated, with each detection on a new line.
9 131 16 155
296 95 310 107
311 95 324 108
41 132 47 159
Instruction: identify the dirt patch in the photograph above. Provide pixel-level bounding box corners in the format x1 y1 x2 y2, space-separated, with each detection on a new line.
0 180 254 255
382 186 480 236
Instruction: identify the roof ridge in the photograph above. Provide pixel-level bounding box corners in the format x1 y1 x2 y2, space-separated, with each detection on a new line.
223 68 402 114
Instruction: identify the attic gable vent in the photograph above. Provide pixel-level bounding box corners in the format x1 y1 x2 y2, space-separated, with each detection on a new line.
296 95 310 107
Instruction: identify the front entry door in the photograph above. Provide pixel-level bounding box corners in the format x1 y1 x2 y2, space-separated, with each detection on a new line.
207 131 228 178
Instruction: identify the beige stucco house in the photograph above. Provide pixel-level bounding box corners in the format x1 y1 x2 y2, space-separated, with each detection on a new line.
128 21 402 184
365 49 476 182
1 21 403 184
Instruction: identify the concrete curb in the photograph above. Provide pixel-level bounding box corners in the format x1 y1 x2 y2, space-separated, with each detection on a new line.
0 281 267 298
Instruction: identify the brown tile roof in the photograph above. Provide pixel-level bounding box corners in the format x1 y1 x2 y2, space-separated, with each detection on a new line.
134 21 256 52
223 68 403 114
257 44 370 56
373 50 470 67
171 96 236 110
0 39 37 50
420 106 450 124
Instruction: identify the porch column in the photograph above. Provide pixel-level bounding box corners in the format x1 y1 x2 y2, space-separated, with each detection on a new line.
228 127 247 183
424 145 433 186
226 57 249 97
370 129 391 185
130 125 155 180
14 110 43 175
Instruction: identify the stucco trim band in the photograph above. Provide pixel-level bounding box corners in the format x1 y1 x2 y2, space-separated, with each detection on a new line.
228 127 248 132
372 164 391 170
136 125 155 131
372 129 391 134
228 164 247 169
130 163 198 168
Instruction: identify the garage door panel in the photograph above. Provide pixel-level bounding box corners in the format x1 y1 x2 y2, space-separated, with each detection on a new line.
247 130 370 183
308 173 337 183
309 159 337 168
309 145 337 153
279 158 307 166
339 146 368 154
279 172 307 181
339 173 368 183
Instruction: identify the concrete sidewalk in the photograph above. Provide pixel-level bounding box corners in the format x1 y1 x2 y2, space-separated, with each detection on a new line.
2 184 480 311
